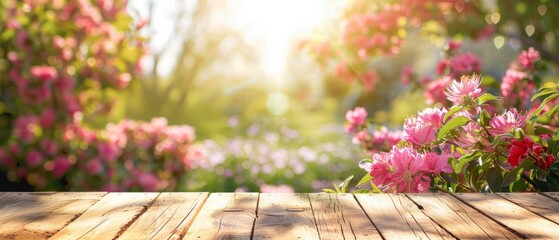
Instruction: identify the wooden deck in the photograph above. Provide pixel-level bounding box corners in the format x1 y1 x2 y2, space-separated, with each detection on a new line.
1 192 559 239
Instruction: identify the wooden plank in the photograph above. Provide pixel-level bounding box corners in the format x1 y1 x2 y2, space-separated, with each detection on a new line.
50 192 159 240
454 193 559 239
542 192 559 201
184 192 258 240
0 192 106 240
407 193 519 239
498 193 559 225
117 192 209 240
253 193 319 239
308 193 381 239
355 193 453 239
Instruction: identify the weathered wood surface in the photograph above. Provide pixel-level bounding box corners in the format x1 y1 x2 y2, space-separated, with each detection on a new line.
310 193 381 239
184 192 258 240
356 193 453 239
1 192 559 239
0 192 106 240
254 193 319 239
50 192 159 240
454 193 559 239
118 192 208 240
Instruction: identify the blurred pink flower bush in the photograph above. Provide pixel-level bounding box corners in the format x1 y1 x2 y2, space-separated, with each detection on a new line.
0 0 201 191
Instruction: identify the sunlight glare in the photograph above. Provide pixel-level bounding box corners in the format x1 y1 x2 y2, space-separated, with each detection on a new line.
229 0 330 76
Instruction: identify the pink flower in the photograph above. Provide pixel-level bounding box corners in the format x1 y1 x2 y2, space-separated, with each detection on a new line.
352 130 369 145
421 152 453 174
53 156 71 177
403 108 445 146
97 141 120 162
450 52 480 75
40 108 56 128
40 139 58 155
488 109 525 136
500 68 533 107
389 147 427 192
86 158 103 174
15 31 32 51
14 115 40 143
26 150 43 167
424 76 451 105
445 75 483 105
412 175 431 193
518 47 540 70
30 66 57 82
403 116 436 146
447 40 462 52
138 172 160 191
400 66 413 85
345 107 368 126
417 107 447 128
115 73 131 89
369 152 392 187
361 71 378 91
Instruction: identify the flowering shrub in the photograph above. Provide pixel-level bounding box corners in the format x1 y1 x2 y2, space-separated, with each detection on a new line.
338 48 559 193
0 0 201 191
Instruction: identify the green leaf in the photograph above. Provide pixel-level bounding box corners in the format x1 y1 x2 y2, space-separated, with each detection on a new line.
438 116 470 140
476 93 498 105
539 82 558 91
534 126 555 135
322 188 337 193
339 175 354 193
455 152 480 173
479 110 491 126
356 174 373 188
354 189 372 194
486 166 504 192
444 105 463 122
548 139 559 157
502 167 522 187
545 104 559 118
531 89 557 102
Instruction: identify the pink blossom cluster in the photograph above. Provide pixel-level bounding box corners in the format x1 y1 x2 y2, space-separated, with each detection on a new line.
345 107 403 153
1 117 202 191
436 52 481 78
422 42 483 106
361 146 452 193
403 107 446 146
349 65 558 192
341 11 402 58
501 48 540 109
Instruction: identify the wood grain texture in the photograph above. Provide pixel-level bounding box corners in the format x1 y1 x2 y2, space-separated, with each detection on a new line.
542 192 559 201
183 193 258 240
0 192 106 240
49 192 159 240
498 192 559 225
454 193 559 239
356 193 454 239
309 193 381 240
253 193 319 240
407 193 519 239
117 192 209 240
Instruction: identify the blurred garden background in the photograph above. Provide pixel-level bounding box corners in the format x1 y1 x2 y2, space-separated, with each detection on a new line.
1 0 558 193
